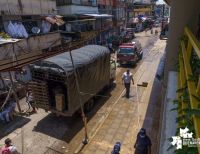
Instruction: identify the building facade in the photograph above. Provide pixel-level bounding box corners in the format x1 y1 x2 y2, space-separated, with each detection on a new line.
160 0 200 154
56 0 98 15
0 0 57 15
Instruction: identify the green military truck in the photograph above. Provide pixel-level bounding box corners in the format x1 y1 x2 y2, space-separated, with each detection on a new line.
29 45 116 116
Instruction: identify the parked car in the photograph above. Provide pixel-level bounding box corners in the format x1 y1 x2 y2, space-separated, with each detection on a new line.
117 40 143 65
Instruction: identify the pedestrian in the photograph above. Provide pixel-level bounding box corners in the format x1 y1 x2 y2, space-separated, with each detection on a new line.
111 142 121 154
0 138 18 154
122 69 134 98
134 128 152 154
0 96 16 123
108 42 113 53
155 30 158 35
26 89 36 113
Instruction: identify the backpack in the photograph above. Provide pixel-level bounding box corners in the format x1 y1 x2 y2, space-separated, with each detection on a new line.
0 146 12 154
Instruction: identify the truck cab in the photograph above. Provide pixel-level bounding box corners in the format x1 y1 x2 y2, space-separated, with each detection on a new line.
117 40 143 65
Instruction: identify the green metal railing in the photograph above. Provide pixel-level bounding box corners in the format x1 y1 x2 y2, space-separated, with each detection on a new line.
178 27 200 153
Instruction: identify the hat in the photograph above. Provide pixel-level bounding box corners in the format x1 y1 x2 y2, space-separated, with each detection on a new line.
139 128 146 138
140 128 146 134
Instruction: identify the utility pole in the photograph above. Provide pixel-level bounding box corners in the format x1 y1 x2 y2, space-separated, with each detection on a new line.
161 4 165 32
0 73 6 90
69 51 88 144
125 0 128 28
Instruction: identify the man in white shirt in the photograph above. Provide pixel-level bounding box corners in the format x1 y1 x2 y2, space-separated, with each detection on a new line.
122 69 134 98
26 89 36 113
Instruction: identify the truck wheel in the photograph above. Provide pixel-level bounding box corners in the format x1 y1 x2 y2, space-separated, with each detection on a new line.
84 99 94 112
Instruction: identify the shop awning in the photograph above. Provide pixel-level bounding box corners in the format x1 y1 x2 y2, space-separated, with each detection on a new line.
68 19 96 22
84 14 113 18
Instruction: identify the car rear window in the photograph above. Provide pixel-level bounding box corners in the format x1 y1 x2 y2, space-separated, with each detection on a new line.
119 48 134 54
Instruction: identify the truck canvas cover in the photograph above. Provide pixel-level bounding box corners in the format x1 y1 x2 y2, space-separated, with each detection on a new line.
32 45 110 75
30 45 110 115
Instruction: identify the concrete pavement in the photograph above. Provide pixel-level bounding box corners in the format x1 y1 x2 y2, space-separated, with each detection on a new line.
81 39 166 154
0 30 164 154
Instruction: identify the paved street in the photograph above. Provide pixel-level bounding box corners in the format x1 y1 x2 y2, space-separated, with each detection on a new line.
0 30 165 154
81 33 166 154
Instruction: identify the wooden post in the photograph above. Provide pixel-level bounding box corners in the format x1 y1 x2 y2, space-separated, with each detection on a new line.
0 73 6 89
69 51 88 144
8 71 22 113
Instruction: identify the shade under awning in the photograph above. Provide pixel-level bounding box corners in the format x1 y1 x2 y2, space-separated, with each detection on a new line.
84 14 113 18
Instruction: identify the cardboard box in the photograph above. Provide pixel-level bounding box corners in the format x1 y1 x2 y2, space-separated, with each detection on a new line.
55 94 65 111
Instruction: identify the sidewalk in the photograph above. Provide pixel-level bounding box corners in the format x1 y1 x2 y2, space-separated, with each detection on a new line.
81 39 166 154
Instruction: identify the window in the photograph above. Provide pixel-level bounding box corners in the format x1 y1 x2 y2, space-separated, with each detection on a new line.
119 48 134 54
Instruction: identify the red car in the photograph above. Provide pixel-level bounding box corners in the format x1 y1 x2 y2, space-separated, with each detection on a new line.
117 40 143 65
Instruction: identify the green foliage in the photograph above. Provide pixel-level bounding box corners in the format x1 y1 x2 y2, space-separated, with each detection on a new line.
188 75 197 82
179 35 188 42
173 99 180 104
172 43 200 153
186 109 200 116
190 51 200 85
175 146 198 154
176 87 187 93
192 95 200 102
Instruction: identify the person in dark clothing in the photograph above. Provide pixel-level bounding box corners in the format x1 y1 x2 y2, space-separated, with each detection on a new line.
111 142 121 154
134 128 152 154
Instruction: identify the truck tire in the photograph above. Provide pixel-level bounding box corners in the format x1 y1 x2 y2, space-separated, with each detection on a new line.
84 98 94 112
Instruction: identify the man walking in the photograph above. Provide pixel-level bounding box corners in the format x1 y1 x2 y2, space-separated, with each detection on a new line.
134 128 152 154
26 89 36 113
122 69 134 98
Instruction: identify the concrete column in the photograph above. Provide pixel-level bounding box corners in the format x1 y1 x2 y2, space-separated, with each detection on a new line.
164 0 200 84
